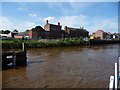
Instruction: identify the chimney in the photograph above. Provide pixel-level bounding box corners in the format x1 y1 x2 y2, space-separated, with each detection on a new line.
64 26 67 31
46 20 48 24
58 22 60 26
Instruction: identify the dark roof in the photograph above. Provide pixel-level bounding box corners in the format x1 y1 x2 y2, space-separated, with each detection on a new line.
48 23 61 27
61 30 68 34
97 30 105 32
112 33 120 35
14 32 28 36
67 27 89 32
12 32 19 34
14 33 24 36
32 26 45 31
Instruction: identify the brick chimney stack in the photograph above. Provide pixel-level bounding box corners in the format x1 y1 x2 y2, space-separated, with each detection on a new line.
46 20 48 24
58 22 60 26
64 26 67 31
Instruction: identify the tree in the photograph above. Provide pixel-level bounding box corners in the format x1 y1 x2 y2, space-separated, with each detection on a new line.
13 29 18 32
4 30 10 34
26 29 30 32
0 30 4 34
31 28 35 31
35 26 44 31
35 26 41 29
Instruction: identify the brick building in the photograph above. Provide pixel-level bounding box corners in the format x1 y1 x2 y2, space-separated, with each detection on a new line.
44 20 62 39
28 26 46 39
28 20 89 39
94 30 112 40
14 34 24 39
64 26 89 38
112 33 120 39
14 32 28 39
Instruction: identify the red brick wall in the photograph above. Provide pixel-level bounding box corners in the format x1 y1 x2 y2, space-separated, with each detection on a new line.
28 30 47 39
44 24 62 39
28 30 33 39
28 30 39 39
49 30 62 39
65 28 88 38
95 30 103 39
44 24 50 31
50 25 61 31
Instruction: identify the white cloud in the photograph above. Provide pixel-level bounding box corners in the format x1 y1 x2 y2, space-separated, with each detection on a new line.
43 15 88 28
43 16 55 21
28 13 37 17
0 16 14 30
1 16 118 34
86 17 118 34
0 16 37 31
43 15 118 34
13 21 37 31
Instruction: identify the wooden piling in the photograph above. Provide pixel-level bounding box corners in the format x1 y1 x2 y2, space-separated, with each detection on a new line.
2 43 27 69
15 52 27 66
119 57 120 76
2 52 14 67
115 63 117 90
22 43 26 52
109 76 114 90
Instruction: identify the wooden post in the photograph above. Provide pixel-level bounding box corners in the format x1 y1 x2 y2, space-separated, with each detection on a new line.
115 63 117 90
22 43 26 53
13 53 16 66
15 52 27 66
22 43 25 51
109 76 114 90
119 57 120 76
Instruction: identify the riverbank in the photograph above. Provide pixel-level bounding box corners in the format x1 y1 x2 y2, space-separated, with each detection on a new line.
1 38 120 50
1 38 87 50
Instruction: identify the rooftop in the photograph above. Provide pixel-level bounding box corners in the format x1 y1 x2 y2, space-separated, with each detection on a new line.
67 27 88 32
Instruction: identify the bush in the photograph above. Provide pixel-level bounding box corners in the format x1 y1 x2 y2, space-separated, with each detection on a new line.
2 38 87 50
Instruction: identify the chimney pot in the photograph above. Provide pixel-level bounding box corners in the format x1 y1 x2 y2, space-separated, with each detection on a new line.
46 20 48 24
58 22 60 26
64 26 67 31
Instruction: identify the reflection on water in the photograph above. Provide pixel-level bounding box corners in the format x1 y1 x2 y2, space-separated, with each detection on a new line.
2 44 119 88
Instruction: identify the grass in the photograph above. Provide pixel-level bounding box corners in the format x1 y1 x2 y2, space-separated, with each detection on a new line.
1 38 87 50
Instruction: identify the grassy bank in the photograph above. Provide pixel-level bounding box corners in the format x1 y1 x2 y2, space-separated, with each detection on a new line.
1 38 88 50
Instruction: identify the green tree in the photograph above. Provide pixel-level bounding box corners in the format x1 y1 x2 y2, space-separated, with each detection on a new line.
31 28 35 31
4 30 10 34
0 30 4 34
13 29 18 32
26 29 30 32
35 26 41 29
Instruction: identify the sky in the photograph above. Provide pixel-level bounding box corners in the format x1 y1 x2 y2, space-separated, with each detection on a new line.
1 1 118 34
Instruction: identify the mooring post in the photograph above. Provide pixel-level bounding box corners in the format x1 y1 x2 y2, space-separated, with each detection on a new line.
22 43 26 52
109 76 114 90
119 57 120 76
115 63 117 90
13 53 16 66
21 43 27 66
22 43 25 51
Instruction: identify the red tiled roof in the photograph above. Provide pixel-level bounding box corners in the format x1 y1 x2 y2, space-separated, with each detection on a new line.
98 30 105 32
107 32 112 35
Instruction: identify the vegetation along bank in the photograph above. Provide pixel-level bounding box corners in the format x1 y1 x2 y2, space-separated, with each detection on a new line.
1 38 88 50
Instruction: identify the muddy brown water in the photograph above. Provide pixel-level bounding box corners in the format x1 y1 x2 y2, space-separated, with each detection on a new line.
2 44 119 88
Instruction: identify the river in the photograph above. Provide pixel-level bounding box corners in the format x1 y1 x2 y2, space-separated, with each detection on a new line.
2 44 119 88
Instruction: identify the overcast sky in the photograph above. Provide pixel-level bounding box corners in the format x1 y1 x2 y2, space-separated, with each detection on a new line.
1 1 118 34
